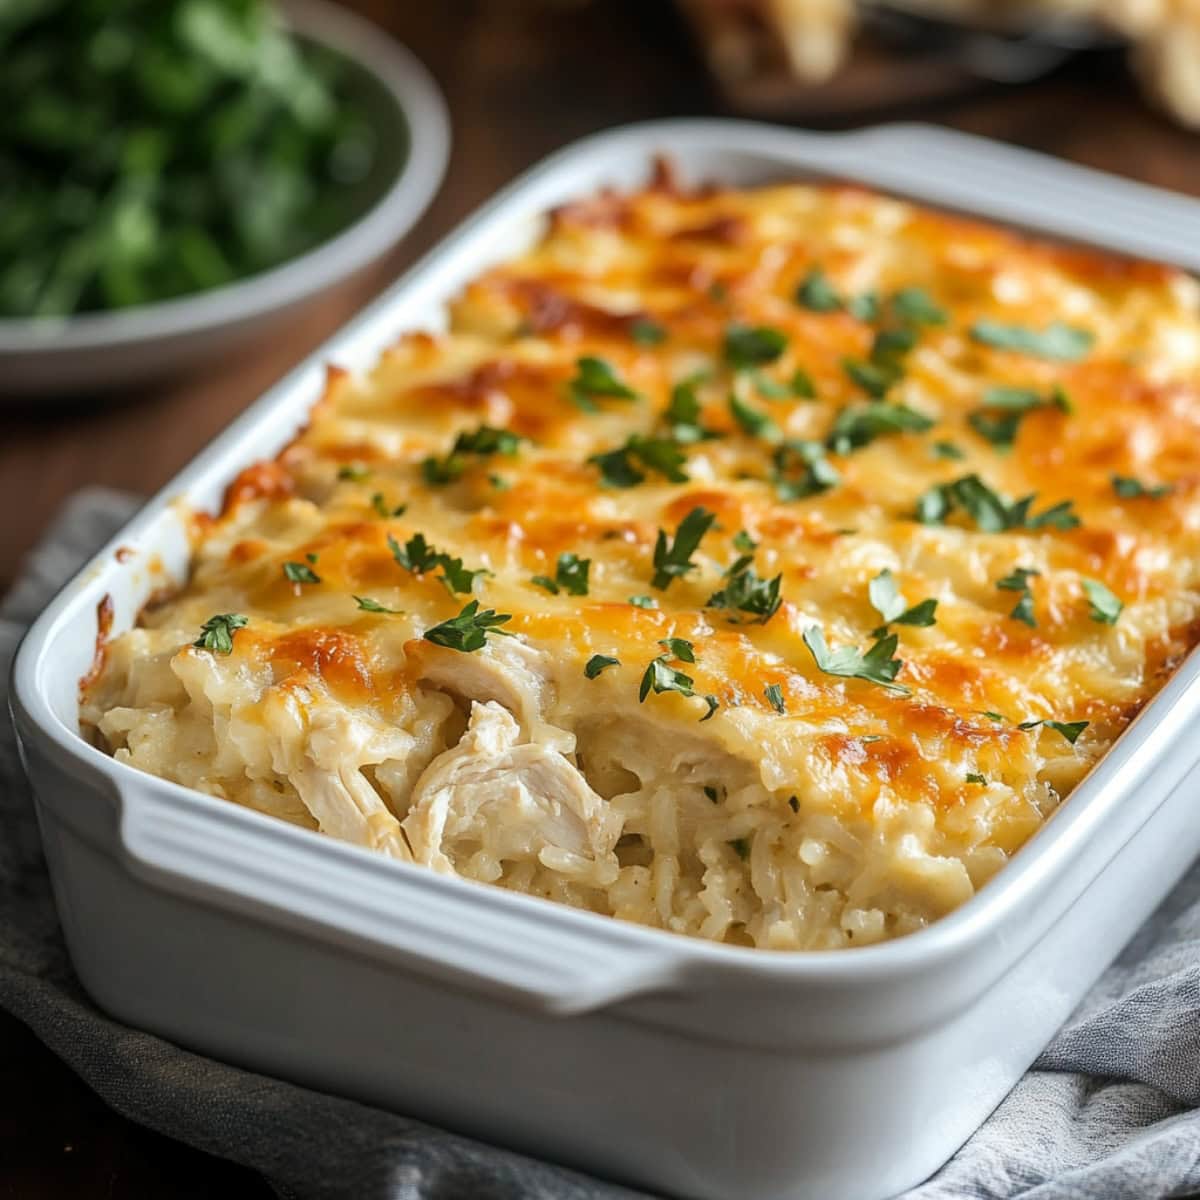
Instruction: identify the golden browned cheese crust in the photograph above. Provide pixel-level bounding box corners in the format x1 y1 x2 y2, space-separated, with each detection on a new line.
82 173 1200 950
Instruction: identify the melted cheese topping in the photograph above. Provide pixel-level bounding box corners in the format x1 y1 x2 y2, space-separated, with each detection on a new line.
83 173 1200 950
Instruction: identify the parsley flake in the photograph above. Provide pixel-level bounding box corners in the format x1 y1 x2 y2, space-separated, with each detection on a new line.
868 569 938 633
628 594 657 609
194 613 247 656
1018 718 1089 745
658 637 696 663
665 376 721 444
1112 474 1173 500
389 533 488 595
729 392 781 443
969 385 1071 452
423 425 523 485
651 507 715 590
724 324 788 369
707 552 783 625
589 434 689 488
933 440 966 461
531 552 590 597
354 596 402 614
996 565 1041 628
567 356 638 410
966 772 987 785
584 654 619 679
423 600 513 653
283 561 321 585
827 402 933 454
802 626 910 694
630 318 666 346
638 655 695 702
892 288 947 326
337 463 369 481
916 475 1080 533
970 319 1094 361
796 268 842 312
764 683 786 714
1082 578 1123 625
773 439 840 500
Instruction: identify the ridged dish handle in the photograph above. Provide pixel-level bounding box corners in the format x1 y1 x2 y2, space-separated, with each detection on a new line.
118 788 683 1018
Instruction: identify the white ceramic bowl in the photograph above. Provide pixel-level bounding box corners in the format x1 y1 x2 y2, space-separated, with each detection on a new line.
0 0 450 400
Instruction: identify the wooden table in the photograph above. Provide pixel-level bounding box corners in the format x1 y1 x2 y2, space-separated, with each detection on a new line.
3 2 1199 1194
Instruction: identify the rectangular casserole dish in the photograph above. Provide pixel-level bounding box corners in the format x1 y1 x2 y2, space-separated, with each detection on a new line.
13 119 1200 1200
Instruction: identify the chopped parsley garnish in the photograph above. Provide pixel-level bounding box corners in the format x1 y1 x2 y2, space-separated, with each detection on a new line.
1112 474 1173 500
531 552 591 597
733 530 757 554
423 425 523 485
826 401 933 454
1082 578 1123 625
841 358 896 399
868 569 938 633
371 493 407 519
283 561 321 585
802 626 909 694
1018 718 1089 745
629 595 656 609
773 439 840 500
764 683 786 714
630 318 666 346
790 368 817 399
724 324 788 369
932 440 966 461
729 392 781 442
489 474 511 492
970 319 1094 361
915 475 1080 533
996 566 1041 627
567 356 638 411
305 553 319 564
659 637 696 663
796 267 842 312
337 463 369 481
966 773 987 785
651 507 715 590
194 613 247 656
353 596 402 614
872 327 917 364
584 654 619 678
638 654 695 702
665 376 721 444
707 552 783 625
752 372 791 400
388 533 488 595
423 600 513 652
848 292 880 322
969 385 1071 451
892 288 947 326
589 434 689 487
700 695 720 721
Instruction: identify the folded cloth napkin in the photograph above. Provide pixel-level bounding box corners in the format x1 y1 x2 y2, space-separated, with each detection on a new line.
4 489 1200 1200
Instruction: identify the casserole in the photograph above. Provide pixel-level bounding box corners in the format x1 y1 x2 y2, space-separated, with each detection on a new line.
13 120 1200 1200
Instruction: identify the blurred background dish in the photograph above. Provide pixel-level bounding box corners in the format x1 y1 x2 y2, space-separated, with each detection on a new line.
0 0 449 399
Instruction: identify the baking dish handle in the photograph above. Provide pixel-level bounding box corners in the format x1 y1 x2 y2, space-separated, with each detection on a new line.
117 788 684 1018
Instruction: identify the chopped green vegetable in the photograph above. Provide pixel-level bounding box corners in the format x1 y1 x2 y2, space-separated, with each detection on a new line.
531 552 590 597
795 268 841 312
729 392 781 442
996 565 1041 628
194 612 247 655
665 376 720 444
423 600 513 652
630 318 665 345
353 596 402 614
847 292 880 322
916 475 1080 532
707 559 783 625
423 425 523 485
283 560 320 585
826 401 933 454
966 773 987 785
764 683 786 714
802 626 909 694
1 0 381 319
589 434 689 487
1018 718 1089 745
651 507 715 590
970 320 1094 361
388 532 487 595
841 358 897 399
638 655 695 702
892 288 947 326
338 464 369 481
628 594 656 609
1082 578 1123 625
868 568 938 632
789 368 816 399
724 324 788 369
968 385 1071 451
752 372 791 400
659 637 696 663
733 530 757 554
1112 474 1173 500
584 654 619 678
567 356 638 410
932 440 966 461
773 439 840 500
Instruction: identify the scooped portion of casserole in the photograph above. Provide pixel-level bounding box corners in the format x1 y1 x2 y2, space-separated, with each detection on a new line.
81 167 1200 950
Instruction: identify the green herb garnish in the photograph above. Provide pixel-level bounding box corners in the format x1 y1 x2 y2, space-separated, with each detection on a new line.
966 773 987 785
773 439 840 500
892 288 947 326
826 401 933 454
996 565 1041 628
584 654 619 678
630 318 666 345
283 560 320 585
388 533 487 595
567 356 638 410
422 425 523 485
1082 578 1123 625
968 385 1071 451
1112 474 1173 500
724 324 788 369
194 613 247 656
353 596 402 614
638 655 695 702
628 595 656 609
764 683 786 714
932 440 966 461
729 392 781 443
868 569 938 634
659 637 696 663
796 268 842 312
531 552 591 597
802 626 909 694
915 475 1080 532
970 320 1094 361
589 434 689 487
1018 718 1089 745
338 464 369 481
651 507 715 590
423 600 513 652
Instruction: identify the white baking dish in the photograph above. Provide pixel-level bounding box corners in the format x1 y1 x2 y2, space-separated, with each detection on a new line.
12 120 1200 1200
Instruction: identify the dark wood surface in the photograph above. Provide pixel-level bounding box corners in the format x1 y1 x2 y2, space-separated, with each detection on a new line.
4 2 1200 1195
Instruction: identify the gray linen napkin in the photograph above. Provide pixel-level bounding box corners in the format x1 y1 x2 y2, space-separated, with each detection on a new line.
4 488 1200 1200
